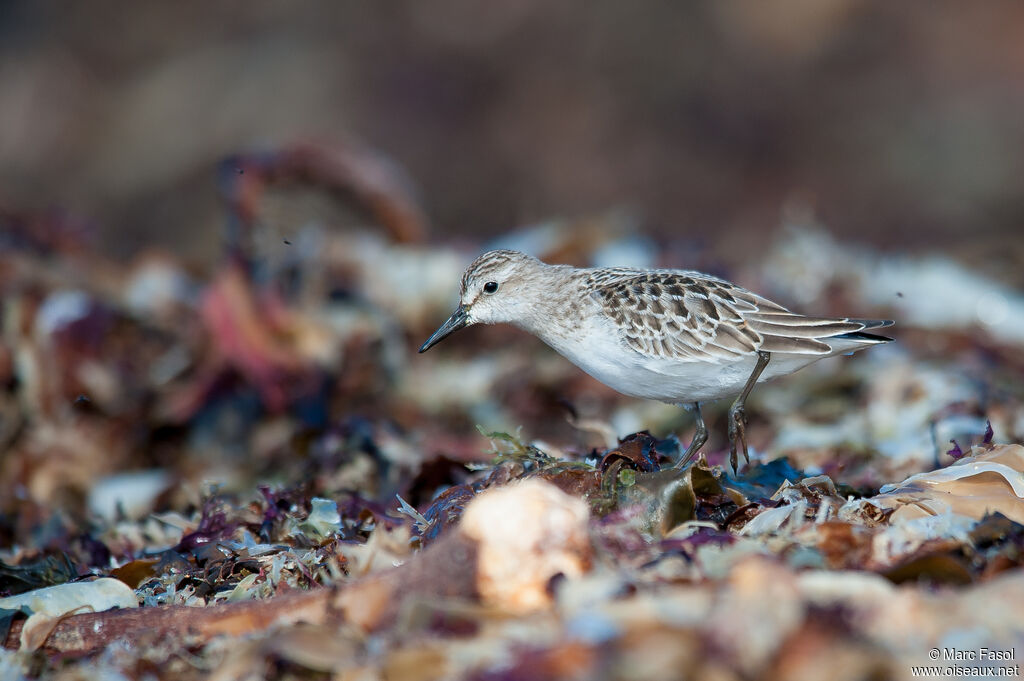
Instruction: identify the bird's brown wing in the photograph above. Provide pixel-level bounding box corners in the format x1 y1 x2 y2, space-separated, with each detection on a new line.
587 270 886 362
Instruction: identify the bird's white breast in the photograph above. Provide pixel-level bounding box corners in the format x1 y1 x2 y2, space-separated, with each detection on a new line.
531 311 824 404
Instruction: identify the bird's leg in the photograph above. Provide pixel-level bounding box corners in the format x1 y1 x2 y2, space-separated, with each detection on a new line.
674 402 707 469
728 350 771 474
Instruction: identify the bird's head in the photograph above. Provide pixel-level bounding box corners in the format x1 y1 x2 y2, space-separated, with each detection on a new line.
419 249 542 352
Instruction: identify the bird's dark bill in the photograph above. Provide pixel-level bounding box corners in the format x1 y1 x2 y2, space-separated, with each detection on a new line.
419 305 469 352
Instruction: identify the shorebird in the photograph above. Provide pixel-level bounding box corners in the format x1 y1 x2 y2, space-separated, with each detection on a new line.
419 250 893 472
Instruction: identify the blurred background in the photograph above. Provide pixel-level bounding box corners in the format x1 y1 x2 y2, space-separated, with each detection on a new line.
1 1 1023 536
2 1 1023 271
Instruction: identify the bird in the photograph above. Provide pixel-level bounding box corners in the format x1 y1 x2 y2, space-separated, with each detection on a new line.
419 249 893 472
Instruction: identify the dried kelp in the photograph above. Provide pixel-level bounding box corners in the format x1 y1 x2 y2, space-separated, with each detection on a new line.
2 144 1023 680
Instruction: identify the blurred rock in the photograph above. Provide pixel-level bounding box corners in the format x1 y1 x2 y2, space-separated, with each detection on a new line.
461 479 592 612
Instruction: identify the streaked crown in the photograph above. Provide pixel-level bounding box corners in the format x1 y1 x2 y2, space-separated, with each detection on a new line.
460 249 533 294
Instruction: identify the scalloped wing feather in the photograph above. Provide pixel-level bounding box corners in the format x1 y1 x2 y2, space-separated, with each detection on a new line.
587 270 890 361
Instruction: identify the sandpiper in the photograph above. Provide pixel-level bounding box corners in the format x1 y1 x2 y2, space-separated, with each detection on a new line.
420 250 893 472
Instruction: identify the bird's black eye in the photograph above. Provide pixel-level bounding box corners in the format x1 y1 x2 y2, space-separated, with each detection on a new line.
483 281 499 294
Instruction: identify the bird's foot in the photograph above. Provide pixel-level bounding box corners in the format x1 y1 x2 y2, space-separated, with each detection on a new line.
673 401 707 470
727 403 748 474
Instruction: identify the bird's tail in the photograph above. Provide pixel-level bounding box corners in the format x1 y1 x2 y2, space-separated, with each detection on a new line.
833 319 894 344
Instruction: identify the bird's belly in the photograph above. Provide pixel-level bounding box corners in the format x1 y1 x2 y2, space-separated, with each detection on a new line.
580 358 755 403
544 330 822 403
